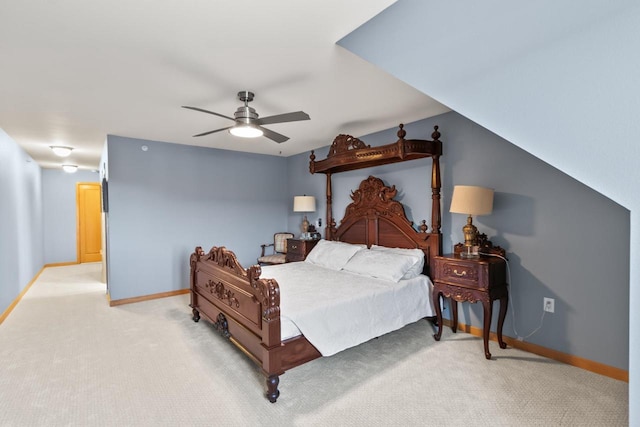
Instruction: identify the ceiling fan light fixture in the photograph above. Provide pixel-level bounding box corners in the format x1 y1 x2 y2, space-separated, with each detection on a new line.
183 90 307 143
229 124 263 138
50 146 73 157
62 164 78 173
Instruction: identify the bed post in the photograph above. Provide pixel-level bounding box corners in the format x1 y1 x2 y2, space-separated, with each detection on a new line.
431 156 441 233
431 126 442 234
326 172 335 240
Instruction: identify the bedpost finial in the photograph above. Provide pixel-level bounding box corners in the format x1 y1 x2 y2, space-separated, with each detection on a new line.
397 123 406 140
431 125 440 141
309 150 316 174
419 220 428 233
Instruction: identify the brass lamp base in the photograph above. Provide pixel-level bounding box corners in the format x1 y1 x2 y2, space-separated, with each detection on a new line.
300 215 310 239
460 215 479 258
462 215 478 247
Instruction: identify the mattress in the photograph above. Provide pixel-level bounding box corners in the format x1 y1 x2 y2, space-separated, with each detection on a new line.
261 261 434 356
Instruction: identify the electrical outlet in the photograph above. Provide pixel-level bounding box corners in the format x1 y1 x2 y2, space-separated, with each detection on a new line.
544 297 555 313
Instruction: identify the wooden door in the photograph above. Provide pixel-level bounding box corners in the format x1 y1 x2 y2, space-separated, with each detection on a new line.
77 182 102 263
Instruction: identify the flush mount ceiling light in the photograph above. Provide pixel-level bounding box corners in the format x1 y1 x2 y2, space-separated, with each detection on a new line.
50 146 73 157
62 164 78 173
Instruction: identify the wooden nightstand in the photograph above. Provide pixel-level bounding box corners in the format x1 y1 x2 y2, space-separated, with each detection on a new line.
432 253 508 359
285 238 319 263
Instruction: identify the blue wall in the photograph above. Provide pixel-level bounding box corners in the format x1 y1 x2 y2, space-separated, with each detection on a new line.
0 129 43 315
287 112 629 371
105 135 289 301
339 3 637 410
42 169 99 264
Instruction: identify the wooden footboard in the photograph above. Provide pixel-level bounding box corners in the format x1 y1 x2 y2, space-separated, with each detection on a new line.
189 246 320 402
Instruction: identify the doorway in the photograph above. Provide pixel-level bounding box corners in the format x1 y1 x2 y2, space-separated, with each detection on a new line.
76 182 102 263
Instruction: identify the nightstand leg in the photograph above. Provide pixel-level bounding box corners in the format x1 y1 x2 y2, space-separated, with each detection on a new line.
450 299 458 333
433 289 443 341
482 301 492 359
497 294 508 349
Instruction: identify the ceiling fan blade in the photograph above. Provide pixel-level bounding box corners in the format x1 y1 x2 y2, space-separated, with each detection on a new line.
259 126 289 143
255 111 310 126
193 126 233 137
182 106 235 121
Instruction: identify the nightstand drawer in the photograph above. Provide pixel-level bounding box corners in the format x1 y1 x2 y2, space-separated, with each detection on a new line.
439 260 481 284
287 241 305 256
286 239 319 263
434 255 506 291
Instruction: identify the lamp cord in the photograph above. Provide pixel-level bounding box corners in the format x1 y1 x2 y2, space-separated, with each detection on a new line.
479 252 545 341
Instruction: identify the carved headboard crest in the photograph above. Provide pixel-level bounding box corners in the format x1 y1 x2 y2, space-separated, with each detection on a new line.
344 176 408 223
327 134 370 157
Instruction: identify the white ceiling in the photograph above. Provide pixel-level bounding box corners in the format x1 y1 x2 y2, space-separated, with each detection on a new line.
0 1 448 171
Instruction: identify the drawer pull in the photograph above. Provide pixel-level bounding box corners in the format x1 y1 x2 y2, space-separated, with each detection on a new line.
291 245 298 249
453 269 467 277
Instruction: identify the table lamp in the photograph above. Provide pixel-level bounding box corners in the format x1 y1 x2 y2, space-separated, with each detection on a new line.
293 195 316 239
449 185 494 258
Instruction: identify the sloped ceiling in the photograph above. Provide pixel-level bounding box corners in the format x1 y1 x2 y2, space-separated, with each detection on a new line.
338 0 639 210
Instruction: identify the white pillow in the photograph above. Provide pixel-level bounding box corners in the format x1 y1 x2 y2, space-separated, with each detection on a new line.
342 249 419 282
304 240 364 271
370 245 425 279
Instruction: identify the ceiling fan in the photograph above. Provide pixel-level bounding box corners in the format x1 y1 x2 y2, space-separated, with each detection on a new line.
182 91 310 143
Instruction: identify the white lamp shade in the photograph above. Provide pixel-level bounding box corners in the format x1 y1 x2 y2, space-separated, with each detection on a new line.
229 124 263 138
450 185 494 216
293 196 316 212
62 164 78 173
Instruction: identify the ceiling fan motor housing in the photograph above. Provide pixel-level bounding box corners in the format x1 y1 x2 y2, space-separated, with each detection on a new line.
234 106 258 123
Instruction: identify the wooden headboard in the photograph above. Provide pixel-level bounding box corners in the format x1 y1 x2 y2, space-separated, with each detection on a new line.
334 176 440 276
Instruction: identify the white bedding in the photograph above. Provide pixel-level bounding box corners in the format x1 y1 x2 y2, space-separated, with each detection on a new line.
261 262 434 357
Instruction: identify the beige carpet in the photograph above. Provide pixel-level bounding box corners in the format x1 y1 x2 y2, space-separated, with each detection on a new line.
0 263 628 426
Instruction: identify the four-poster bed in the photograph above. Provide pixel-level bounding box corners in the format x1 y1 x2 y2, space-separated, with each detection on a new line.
189 124 443 402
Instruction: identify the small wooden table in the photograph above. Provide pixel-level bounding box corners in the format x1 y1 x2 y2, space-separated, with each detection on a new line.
432 253 508 359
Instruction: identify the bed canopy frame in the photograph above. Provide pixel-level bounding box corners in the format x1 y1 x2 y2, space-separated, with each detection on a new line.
309 124 443 272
